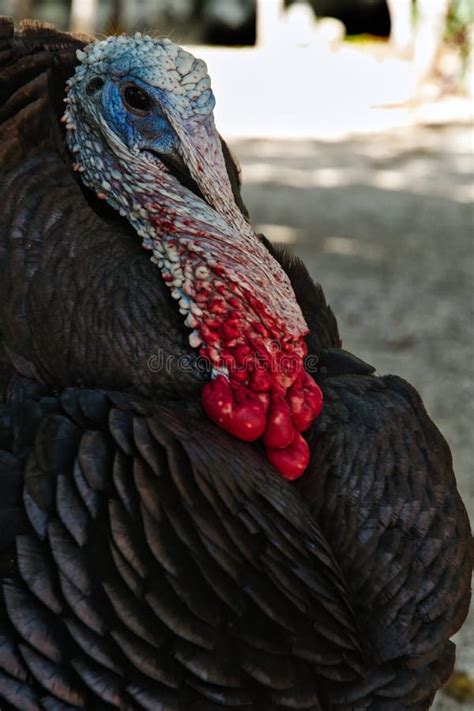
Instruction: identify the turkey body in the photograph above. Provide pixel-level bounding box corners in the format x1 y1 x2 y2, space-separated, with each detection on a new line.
0 17 471 711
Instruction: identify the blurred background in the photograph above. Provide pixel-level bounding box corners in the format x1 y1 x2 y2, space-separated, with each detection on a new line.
2 1 474 706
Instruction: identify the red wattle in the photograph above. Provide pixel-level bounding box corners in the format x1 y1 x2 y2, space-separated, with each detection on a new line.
202 375 266 442
201 374 232 425
264 394 294 449
250 368 273 393
201 349 322 478
287 371 324 432
256 392 271 413
266 431 310 480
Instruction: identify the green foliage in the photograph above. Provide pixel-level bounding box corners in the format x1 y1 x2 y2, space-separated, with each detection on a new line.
445 0 473 87
446 0 473 46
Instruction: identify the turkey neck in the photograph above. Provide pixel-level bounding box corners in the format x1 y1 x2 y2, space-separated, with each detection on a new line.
71 124 308 344
68 118 323 480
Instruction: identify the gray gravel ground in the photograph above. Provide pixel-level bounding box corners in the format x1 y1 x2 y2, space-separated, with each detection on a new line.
232 123 473 709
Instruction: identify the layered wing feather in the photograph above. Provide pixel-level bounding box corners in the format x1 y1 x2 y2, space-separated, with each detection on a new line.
0 387 375 710
297 371 472 708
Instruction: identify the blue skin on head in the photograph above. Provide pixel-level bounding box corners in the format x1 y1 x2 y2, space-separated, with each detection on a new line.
92 76 179 157
67 37 225 221
68 35 218 178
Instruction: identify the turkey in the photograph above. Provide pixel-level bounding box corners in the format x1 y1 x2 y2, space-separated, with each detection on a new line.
0 17 471 711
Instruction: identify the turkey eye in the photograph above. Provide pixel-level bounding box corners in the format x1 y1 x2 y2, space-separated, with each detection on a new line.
86 77 104 95
122 85 152 114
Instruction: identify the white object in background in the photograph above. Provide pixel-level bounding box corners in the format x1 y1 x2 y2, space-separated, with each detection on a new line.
387 0 450 86
285 1 317 47
414 0 450 85
387 0 413 56
70 0 98 35
256 0 285 48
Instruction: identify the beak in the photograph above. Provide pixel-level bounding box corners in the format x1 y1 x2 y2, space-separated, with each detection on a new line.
158 151 207 203
161 101 249 232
